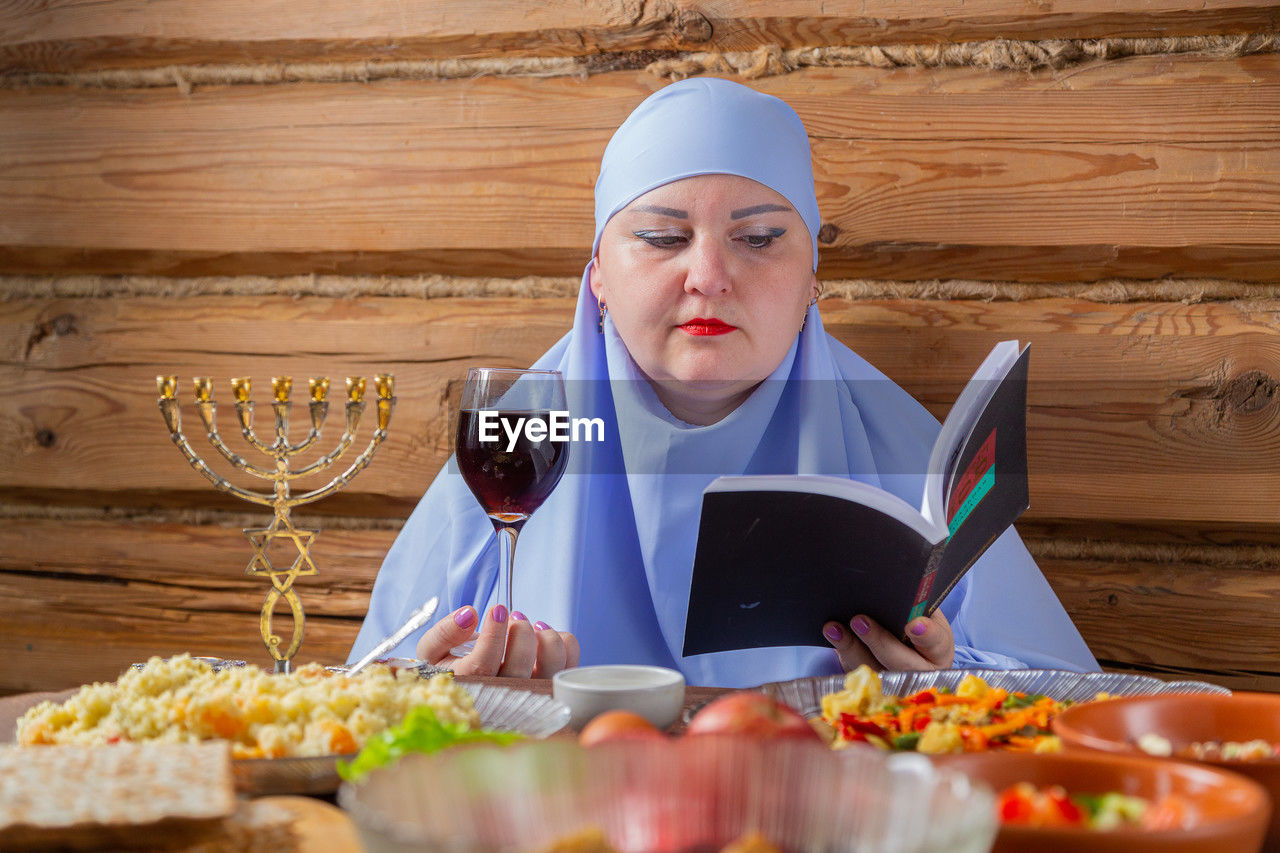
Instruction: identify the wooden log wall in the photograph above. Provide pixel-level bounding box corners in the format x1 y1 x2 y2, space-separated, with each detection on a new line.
3 1 1280 693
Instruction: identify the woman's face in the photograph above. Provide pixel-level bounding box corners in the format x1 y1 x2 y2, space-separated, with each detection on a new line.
590 174 818 425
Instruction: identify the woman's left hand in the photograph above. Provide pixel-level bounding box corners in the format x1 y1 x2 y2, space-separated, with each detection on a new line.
822 610 954 672
415 605 581 679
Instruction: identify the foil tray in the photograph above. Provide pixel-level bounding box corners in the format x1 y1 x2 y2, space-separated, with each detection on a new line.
757 668 1230 720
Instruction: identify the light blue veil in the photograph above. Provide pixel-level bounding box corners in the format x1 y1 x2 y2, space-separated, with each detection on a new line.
350 78 1097 686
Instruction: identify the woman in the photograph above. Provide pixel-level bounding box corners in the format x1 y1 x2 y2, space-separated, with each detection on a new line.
349 78 1097 687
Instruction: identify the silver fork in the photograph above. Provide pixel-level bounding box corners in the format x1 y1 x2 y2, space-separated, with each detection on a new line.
346 597 440 675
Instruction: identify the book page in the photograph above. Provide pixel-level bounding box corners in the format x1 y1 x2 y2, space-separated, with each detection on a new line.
931 347 1030 613
707 474 940 543
921 340 1021 531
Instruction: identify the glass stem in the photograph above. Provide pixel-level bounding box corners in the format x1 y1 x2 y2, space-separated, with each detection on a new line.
498 524 520 613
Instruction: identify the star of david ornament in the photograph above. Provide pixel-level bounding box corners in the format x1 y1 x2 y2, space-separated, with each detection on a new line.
245 516 319 665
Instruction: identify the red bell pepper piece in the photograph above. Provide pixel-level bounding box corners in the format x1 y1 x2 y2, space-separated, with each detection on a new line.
838 714 889 740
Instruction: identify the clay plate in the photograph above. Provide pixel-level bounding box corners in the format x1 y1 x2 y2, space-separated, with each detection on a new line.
938 750 1269 853
1053 692 1280 850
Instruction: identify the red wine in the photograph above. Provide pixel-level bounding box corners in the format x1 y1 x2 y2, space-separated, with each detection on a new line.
456 409 569 523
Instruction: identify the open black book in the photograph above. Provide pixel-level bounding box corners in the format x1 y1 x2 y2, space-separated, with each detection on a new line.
683 341 1030 657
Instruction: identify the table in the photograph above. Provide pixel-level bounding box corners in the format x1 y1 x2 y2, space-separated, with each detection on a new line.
0 674 729 742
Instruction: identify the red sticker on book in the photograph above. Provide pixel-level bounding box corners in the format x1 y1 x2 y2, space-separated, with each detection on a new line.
947 428 996 523
913 570 937 607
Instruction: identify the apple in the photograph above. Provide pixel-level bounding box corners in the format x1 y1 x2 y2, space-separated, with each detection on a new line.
685 691 820 741
578 709 668 746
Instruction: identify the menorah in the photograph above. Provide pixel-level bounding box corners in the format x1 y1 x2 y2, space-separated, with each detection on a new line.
157 373 394 673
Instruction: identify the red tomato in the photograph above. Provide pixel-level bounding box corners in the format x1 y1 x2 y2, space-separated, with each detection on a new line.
1044 786 1085 825
997 786 1036 823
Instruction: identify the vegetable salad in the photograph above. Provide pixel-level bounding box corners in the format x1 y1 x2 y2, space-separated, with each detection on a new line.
819 666 1090 754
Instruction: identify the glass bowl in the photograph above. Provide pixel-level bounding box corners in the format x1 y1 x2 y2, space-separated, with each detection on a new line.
339 734 996 852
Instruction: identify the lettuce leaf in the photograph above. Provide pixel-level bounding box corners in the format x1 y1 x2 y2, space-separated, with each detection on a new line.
337 705 523 782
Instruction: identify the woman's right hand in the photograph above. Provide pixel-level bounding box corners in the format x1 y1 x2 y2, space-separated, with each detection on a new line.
416 605 580 679
823 609 955 672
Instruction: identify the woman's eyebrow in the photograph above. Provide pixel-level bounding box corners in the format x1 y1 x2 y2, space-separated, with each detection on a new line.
731 203 792 219
629 204 688 218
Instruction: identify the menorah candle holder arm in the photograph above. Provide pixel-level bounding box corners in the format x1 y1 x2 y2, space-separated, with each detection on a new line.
290 399 360 478
290 417 392 506
291 375 394 506
282 396 328 456
291 379 366 479
228 376 282 458
280 377 331 457
156 391 274 509
191 400 281 482
233 401 276 456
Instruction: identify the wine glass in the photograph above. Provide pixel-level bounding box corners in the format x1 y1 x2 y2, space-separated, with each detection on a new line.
455 367 570 618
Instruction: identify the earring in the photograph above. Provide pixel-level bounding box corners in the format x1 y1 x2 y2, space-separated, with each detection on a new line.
598 301 608 333
800 284 823 332
800 291 819 333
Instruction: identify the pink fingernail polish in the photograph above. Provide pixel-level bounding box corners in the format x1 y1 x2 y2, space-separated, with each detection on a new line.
492 604 508 624
823 625 842 643
454 607 476 629
910 620 928 636
851 617 870 636
511 610 528 622
534 621 551 631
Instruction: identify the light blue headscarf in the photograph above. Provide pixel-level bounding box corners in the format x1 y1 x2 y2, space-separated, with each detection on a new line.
350 78 1097 686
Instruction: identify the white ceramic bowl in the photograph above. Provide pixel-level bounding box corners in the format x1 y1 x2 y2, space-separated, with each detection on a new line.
552 664 685 730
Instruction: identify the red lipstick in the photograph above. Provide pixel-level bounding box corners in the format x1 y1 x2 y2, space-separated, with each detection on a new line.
680 317 736 336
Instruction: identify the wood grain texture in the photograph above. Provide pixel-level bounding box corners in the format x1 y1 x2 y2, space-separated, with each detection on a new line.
0 603 359 695
3 245 1279 283
4 294 1280 524
1041 554 1280 693
1019 518 1280 549
3 58 1278 281
3 1 1277 72
0 516 1274 693
0 516 386 693
1089 664 1266 693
